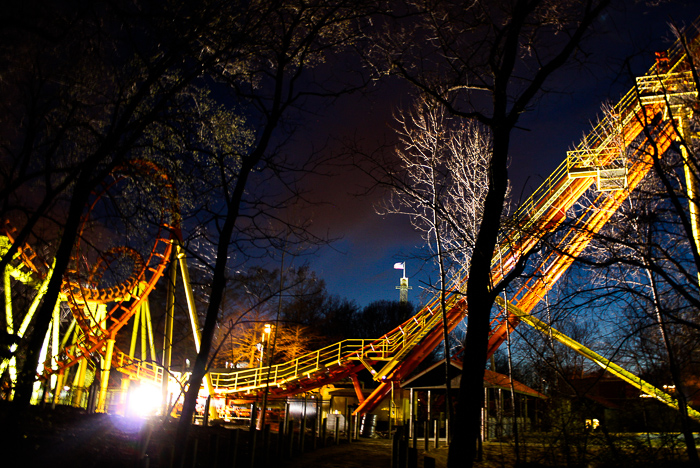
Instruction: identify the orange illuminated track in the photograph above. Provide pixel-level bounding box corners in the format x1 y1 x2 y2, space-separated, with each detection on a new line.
354 32 698 414
57 159 180 383
1 159 180 385
354 68 696 415
3 21 696 415
205 19 700 415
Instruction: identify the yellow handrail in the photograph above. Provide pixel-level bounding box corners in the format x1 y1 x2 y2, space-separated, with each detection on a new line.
497 297 700 422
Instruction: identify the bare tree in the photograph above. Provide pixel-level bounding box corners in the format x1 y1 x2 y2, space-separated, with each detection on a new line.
0 7 380 465
171 2 380 461
209 266 325 368
378 94 492 424
556 21 700 462
1 0 256 407
562 115 700 464
368 2 611 464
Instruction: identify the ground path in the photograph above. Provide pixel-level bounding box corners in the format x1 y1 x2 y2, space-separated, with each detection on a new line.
279 438 449 468
276 437 553 468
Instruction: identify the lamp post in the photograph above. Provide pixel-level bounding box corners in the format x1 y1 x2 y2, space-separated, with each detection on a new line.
260 323 272 366
258 323 274 431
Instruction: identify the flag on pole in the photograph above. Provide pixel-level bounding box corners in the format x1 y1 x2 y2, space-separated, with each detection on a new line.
393 262 405 270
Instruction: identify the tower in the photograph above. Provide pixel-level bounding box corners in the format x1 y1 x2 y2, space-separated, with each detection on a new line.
394 262 412 303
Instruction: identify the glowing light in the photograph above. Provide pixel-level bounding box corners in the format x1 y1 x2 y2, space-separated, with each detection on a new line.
585 419 599 430
127 384 162 417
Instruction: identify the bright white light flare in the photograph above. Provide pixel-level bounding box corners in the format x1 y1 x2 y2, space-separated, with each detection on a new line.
127 384 162 417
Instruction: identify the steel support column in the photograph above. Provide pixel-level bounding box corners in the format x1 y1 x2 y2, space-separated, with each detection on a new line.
97 338 115 412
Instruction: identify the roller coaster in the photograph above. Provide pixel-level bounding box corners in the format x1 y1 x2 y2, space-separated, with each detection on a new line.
2 19 700 421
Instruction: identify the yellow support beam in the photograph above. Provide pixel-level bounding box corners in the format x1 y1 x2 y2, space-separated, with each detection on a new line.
495 297 700 422
679 109 700 284
129 302 140 359
142 292 157 362
53 371 64 406
72 355 88 408
97 338 115 413
50 301 60 392
161 249 176 415
176 243 216 418
140 297 147 362
4 266 12 335
0 256 56 383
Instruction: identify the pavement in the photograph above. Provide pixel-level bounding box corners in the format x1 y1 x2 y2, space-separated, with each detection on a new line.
279 438 449 468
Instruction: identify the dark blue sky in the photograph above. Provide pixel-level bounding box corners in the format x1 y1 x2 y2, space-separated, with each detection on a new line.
292 2 700 309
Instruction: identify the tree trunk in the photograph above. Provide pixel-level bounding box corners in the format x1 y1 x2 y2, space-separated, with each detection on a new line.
448 126 510 468
172 162 254 467
432 182 454 425
645 265 700 466
13 169 97 407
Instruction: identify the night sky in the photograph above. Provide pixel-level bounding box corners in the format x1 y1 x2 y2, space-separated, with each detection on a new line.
291 2 700 309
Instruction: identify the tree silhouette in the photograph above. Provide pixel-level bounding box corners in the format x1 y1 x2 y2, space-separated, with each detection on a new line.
367 1 611 465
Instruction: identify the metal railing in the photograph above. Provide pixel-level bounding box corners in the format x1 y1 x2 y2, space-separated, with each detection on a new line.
209 296 455 392
114 351 163 385
203 18 700 397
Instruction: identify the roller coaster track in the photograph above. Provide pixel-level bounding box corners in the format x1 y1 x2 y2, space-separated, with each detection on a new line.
2 20 698 420
1 160 179 409
206 19 700 419
63 161 179 384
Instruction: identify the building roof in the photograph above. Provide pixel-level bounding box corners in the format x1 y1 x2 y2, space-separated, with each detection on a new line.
401 359 546 399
